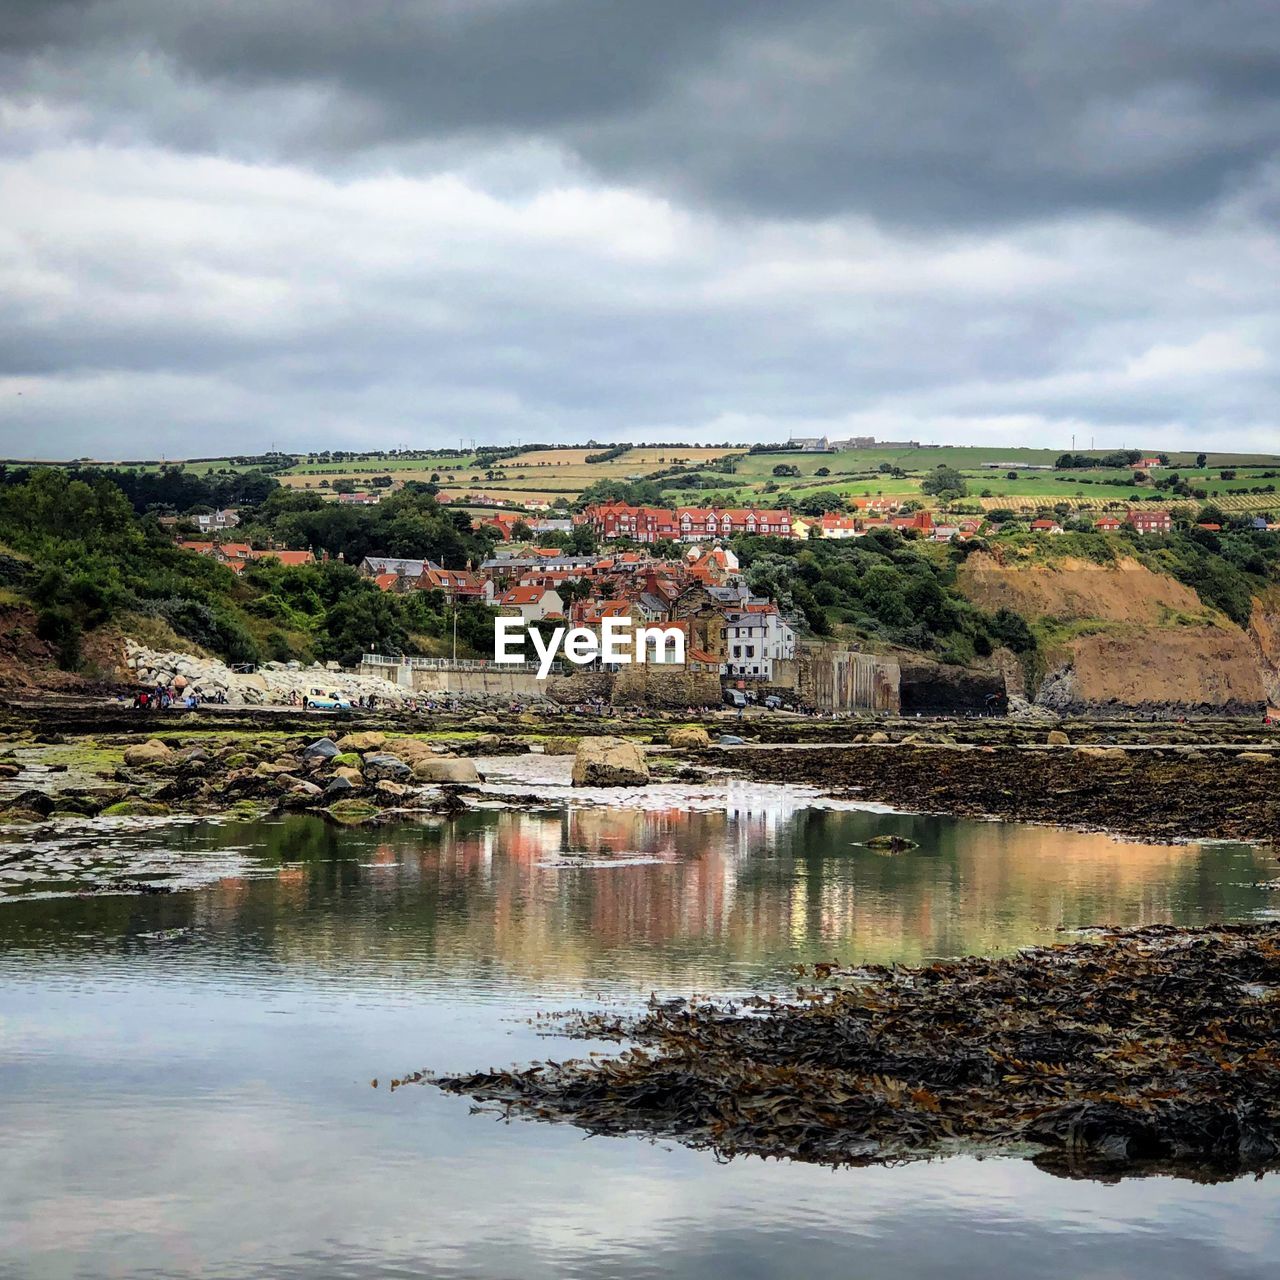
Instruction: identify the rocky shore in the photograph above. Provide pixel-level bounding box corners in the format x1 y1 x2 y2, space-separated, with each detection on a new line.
423 923 1280 1179
723 740 1280 843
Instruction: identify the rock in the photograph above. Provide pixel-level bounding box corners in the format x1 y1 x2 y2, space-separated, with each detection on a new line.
1236 752 1275 764
541 736 580 755
1075 746 1127 761
374 779 407 798
384 738 434 761
302 737 340 760
865 834 919 852
333 766 364 785
362 753 411 782
719 734 745 746
0 807 47 824
900 732 931 746
0 762 20 778
100 800 171 817
123 740 173 767
869 731 891 744
324 776 359 799
571 737 650 788
412 757 481 784
336 731 387 752
5 788 55 816
329 752 363 769
326 799 380 824
666 726 712 750
1047 730 1070 746
286 779 324 797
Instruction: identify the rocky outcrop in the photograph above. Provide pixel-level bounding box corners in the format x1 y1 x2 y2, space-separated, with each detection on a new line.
123 739 173 767
121 639 414 707
1039 629 1265 716
571 737 650 787
412 757 481 784
666 726 711 749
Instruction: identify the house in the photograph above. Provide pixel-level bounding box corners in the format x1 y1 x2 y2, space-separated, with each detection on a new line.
250 549 316 568
1196 522 1223 532
817 513 862 539
890 510 934 532
419 567 486 599
1136 457 1163 470
787 436 834 452
1029 518 1064 535
1094 515 1123 532
193 508 240 532
675 506 793 541
337 491 380 505
359 556 438 581
1127 509 1172 535
497 585 565 623
723 606 795 680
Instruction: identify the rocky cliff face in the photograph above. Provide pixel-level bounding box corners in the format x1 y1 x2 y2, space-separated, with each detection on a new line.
956 554 1276 714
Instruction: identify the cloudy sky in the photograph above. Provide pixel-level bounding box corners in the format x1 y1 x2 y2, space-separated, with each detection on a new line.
2 1 1278 458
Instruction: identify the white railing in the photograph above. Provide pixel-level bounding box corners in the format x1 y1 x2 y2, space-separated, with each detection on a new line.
360 654 567 675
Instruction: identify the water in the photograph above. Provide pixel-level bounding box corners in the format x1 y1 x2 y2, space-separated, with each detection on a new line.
1 762 1277 1278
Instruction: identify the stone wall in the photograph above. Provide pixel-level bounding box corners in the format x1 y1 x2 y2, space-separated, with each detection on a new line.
611 663 723 708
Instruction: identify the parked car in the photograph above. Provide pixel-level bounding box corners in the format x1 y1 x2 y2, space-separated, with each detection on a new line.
304 688 352 711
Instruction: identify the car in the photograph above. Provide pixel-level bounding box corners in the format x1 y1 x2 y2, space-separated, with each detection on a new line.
304 688 353 711
764 695 783 710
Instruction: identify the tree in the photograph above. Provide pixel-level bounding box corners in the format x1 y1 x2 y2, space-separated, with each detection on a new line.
815 466 830 477
772 463 801 477
920 466 968 499
1195 453 1207 468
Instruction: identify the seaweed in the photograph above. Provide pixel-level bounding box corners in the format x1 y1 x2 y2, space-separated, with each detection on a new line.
409 924 1280 1180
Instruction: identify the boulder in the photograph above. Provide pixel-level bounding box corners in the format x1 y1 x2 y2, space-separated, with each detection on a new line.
333 766 364 785
374 779 408 799
412 757 481 784
385 738 434 761
362 753 411 782
1047 730 1070 746
541 736 580 756
1236 752 1275 765
571 737 650 788
326 799 380 824
0 762 21 779
324 776 359 799
286 778 324 798
302 737 340 760
330 752 363 769
666 726 712 750
337 731 387 752
869 731 891 744
900 732 931 746
123 740 173 767
100 800 171 817
1075 746 1127 761
5 788 56 817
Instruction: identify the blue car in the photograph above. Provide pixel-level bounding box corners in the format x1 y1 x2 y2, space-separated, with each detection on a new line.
304 688 353 711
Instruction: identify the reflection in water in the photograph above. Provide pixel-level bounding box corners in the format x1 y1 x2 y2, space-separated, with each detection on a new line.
0 791 1275 1279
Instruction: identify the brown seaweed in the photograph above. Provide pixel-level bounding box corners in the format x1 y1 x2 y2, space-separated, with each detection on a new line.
408 924 1280 1180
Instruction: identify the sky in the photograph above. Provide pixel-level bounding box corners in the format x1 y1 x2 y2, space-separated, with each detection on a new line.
1 0 1278 458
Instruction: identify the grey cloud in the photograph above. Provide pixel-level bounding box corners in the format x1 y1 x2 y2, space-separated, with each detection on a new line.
4 1 1280 224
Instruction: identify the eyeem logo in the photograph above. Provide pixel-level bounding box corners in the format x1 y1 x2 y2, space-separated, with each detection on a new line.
495 617 686 678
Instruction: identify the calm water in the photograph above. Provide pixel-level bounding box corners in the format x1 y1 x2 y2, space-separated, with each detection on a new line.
1 761 1277 1279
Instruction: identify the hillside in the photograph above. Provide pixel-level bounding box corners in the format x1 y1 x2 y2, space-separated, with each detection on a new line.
956 552 1278 712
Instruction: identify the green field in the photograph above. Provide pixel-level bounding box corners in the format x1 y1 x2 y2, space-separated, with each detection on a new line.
6 443 1278 515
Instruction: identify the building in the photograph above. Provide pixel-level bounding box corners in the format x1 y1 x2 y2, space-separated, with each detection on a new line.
359 556 438 580
1094 515 1123 532
337 491 381 505
1127 509 1172 535
193 508 240 532
724 606 796 680
419 567 486 599
497 585 565 623
1029 518 1064 535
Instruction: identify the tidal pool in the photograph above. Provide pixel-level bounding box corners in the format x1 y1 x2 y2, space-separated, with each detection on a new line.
0 771 1276 1279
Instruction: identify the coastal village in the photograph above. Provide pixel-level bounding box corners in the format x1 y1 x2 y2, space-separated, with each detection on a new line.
168 495 1276 692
